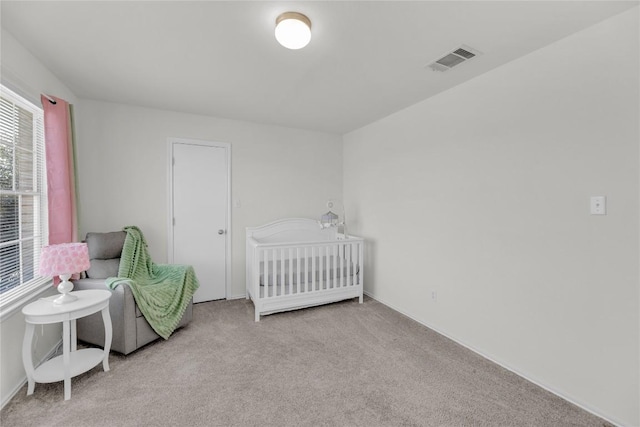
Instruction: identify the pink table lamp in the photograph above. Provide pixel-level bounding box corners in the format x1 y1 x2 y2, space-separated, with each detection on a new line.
39 243 90 305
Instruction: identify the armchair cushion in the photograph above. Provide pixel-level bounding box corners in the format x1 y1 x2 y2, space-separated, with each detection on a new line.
86 231 126 259
87 259 120 279
85 231 126 279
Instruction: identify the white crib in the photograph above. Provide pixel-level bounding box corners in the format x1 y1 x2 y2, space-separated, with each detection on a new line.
246 218 364 322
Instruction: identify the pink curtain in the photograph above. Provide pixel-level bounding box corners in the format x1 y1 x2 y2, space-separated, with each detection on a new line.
41 95 78 246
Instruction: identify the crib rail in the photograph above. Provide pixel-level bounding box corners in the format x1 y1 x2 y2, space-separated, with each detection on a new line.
246 234 364 321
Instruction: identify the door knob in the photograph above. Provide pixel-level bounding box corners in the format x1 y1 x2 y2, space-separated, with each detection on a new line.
218 229 225 235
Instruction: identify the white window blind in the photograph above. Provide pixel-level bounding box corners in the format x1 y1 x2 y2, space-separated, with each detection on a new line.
0 85 48 309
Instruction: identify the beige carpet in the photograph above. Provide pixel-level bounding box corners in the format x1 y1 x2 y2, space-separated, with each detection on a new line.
2 297 609 427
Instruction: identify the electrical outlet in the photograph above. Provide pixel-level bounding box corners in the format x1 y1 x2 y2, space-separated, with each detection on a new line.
431 291 437 302
590 196 606 215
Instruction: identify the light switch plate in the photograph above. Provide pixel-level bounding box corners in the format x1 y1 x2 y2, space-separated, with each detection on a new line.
590 196 606 215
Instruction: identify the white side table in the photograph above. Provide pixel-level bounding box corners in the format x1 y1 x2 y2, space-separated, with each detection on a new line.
22 289 112 400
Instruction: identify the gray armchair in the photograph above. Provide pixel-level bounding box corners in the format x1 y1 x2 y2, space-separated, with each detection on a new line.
73 231 193 355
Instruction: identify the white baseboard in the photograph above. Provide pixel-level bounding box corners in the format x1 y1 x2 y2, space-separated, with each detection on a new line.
1 338 62 410
363 291 625 427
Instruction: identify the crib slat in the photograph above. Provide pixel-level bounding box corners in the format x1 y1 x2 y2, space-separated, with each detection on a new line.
270 248 276 298
358 242 364 286
252 248 259 298
322 246 326 290
264 249 268 298
328 245 332 291
272 249 276 297
344 243 353 286
295 248 300 294
300 246 309 292
328 245 332 290
262 249 266 298
276 249 280 295
291 247 295 294
335 243 339 288
303 247 307 293
289 248 293 295
338 244 342 288
324 245 328 290
285 248 289 294
317 246 322 292
273 248 278 297
333 244 340 288
308 247 312 292
342 243 347 287
320 246 325 291
258 250 262 300
283 248 288 295
263 249 269 298
340 243 344 288
335 244 340 289
278 248 287 295
352 243 357 286
276 248 281 296
312 247 316 292
353 243 357 287
266 248 271 297
276 248 280 295
324 246 331 289
338 244 343 288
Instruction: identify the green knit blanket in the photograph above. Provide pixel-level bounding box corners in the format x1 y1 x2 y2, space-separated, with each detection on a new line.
106 226 199 339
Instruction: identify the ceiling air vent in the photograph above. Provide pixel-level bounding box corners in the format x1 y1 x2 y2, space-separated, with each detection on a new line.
427 45 482 72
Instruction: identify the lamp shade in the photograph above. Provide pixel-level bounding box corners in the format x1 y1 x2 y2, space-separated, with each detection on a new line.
39 242 90 277
275 12 311 49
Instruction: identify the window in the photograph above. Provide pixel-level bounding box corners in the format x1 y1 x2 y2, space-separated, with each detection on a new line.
0 85 48 308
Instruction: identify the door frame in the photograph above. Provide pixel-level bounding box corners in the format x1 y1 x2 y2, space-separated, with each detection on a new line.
167 137 232 300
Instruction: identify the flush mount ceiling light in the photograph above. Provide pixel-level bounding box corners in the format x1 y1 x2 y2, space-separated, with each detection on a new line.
275 12 311 50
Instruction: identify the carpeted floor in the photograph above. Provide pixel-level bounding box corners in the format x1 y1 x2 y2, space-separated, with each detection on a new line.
2 297 610 427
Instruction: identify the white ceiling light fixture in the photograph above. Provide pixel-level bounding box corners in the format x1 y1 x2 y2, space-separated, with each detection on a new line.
275 12 311 50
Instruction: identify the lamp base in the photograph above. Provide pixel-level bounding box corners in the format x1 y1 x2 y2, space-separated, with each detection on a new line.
53 293 78 305
53 274 77 305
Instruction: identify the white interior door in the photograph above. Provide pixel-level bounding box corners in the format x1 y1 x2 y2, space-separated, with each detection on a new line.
171 140 228 303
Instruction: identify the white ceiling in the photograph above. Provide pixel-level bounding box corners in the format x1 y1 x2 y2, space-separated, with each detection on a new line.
1 1 636 134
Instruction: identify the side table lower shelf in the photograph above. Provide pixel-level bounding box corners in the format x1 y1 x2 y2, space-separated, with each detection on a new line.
33 349 106 383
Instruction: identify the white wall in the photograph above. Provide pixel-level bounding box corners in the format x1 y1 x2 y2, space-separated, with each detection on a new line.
75 100 342 298
0 29 78 407
343 8 639 427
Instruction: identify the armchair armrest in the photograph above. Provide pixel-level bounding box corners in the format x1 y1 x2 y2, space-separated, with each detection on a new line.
73 278 138 354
